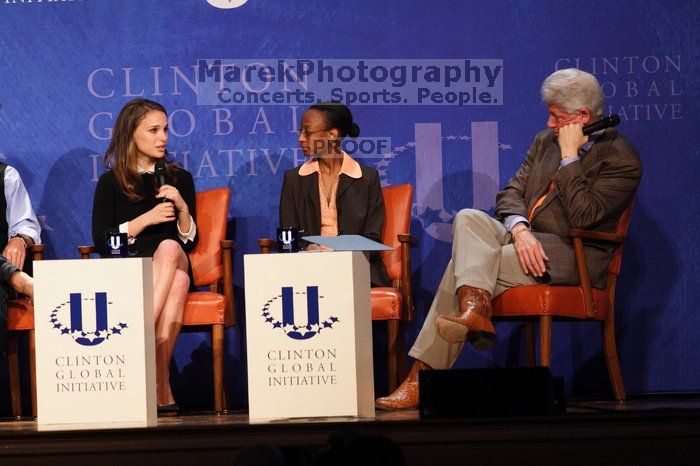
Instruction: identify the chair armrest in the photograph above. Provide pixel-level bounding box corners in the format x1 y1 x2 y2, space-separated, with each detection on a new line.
570 237 597 318
30 244 45 261
258 238 276 254
569 229 625 244
397 233 419 248
569 227 626 318
78 245 97 259
220 240 235 324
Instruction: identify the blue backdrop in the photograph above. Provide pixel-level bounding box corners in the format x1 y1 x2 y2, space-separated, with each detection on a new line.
0 0 698 409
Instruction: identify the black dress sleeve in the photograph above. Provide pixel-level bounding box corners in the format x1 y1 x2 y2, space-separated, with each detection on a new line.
92 172 118 256
175 169 198 253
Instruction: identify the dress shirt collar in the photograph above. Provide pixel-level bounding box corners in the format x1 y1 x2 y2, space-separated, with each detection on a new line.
579 129 604 156
136 164 155 174
298 151 362 179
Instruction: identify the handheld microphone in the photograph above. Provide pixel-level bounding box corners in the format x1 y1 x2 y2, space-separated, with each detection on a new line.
582 114 620 136
154 160 171 203
155 159 167 188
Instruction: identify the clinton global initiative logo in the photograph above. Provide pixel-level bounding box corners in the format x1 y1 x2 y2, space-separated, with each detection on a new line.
50 292 128 346
373 120 511 242
261 286 339 340
207 0 248 8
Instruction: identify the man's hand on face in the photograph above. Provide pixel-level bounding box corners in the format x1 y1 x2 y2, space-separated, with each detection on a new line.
547 103 590 159
557 122 589 160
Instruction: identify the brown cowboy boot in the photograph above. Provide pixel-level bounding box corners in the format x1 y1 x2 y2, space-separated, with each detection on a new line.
375 360 431 410
434 285 496 350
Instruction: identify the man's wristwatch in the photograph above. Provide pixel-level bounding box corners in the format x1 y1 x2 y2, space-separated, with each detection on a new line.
11 234 32 249
511 223 530 237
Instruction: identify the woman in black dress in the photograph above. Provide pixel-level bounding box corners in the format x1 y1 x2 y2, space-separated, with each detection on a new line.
92 99 197 412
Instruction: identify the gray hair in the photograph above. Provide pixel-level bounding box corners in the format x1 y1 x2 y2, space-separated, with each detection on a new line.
540 68 605 117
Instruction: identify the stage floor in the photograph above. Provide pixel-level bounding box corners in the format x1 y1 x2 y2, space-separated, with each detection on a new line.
1 397 699 465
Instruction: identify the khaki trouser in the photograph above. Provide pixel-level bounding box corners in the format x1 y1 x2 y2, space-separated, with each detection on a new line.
409 209 538 369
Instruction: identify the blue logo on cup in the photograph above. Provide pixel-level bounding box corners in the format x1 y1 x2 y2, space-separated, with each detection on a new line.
260 286 339 340
276 227 306 253
108 232 138 257
50 292 128 346
108 232 128 257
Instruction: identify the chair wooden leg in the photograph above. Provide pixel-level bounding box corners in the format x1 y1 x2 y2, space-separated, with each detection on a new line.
222 380 229 412
397 324 408 382
387 320 399 393
524 323 536 367
539 316 552 367
602 319 627 401
29 330 37 418
212 324 224 414
7 333 22 418
220 329 229 413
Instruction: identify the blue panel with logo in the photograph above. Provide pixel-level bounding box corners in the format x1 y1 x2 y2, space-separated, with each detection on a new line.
0 0 697 409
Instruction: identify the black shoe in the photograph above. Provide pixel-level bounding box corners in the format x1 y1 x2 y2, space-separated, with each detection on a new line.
467 330 497 351
157 403 179 416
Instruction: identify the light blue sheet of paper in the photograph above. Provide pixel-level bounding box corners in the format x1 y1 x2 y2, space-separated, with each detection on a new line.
302 235 393 251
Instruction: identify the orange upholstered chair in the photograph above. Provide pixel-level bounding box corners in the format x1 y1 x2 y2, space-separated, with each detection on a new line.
79 188 234 413
371 184 416 393
491 203 634 401
257 184 417 394
7 244 44 418
180 188 234 413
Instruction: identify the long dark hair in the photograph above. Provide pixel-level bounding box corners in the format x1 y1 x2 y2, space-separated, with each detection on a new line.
309 101 360 138
103 98 169 202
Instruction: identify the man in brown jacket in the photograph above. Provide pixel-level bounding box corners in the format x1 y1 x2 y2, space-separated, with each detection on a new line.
375 68 642 410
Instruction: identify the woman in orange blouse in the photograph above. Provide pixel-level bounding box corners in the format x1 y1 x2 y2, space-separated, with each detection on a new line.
279 102 390 286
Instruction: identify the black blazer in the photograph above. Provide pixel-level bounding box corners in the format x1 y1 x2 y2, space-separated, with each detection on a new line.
279 163 390 287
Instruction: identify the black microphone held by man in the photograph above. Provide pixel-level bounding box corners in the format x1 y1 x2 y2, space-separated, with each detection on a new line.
582 114 620 135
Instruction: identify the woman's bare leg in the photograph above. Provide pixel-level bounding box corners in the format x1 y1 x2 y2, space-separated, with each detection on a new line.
151 240 189 406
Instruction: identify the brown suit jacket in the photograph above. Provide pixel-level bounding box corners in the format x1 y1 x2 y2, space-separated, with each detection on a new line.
279 163 390 287
495 128 642 288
